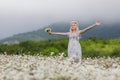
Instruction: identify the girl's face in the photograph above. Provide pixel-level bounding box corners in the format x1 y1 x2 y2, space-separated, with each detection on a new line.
71 23 77 30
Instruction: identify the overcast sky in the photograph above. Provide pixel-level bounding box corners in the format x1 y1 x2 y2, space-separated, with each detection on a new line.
0 0 120 39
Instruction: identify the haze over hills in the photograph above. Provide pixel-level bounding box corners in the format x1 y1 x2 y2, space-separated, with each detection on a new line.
0 22 120 44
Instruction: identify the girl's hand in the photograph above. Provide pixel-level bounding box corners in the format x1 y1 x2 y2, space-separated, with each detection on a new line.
94 21 101 26
48 31 52 35
44 28 52 34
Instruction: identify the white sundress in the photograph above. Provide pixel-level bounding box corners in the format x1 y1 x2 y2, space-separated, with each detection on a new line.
67 31 82 60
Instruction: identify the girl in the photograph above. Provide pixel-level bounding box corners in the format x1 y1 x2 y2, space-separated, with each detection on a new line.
48 21 101 61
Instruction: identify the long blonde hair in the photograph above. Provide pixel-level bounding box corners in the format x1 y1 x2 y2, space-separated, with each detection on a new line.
70 21 79 33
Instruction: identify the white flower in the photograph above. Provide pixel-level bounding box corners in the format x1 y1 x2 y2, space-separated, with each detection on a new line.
44 28 51 33
0 54 120 80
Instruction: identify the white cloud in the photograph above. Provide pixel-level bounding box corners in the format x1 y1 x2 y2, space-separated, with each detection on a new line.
0 0 120 39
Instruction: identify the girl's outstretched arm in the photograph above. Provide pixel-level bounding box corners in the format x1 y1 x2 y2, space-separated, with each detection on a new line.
80 21 101 34
48 32 68 36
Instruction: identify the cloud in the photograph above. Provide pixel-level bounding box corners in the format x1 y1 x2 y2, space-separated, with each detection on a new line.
0 0 120 39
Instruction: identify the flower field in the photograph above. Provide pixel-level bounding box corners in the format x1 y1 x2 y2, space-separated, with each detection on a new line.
0 54 120 80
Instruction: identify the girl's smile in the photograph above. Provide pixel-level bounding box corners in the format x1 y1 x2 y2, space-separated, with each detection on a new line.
71 24 78 31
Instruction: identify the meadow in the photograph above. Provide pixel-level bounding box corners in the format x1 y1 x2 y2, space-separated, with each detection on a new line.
0 55 120 80
0 38 120 80
0 37 120 57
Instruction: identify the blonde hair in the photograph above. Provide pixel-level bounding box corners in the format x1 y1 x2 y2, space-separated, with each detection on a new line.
70 21 79 33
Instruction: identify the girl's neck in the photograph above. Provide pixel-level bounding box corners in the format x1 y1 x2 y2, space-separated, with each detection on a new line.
71 30 77 33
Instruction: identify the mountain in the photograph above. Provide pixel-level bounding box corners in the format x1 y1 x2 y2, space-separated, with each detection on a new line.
0 22 120 44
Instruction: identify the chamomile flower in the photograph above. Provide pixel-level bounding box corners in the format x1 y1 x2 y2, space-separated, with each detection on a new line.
44 28 51 33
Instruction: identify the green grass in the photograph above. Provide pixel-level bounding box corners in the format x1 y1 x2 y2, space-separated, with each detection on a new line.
0 37 120 57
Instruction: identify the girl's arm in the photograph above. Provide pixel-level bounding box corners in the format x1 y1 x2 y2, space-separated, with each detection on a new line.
48 32 68 36
80 22 101 34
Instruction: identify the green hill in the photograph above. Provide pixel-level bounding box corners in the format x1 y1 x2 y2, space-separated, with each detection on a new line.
0 22 120 44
